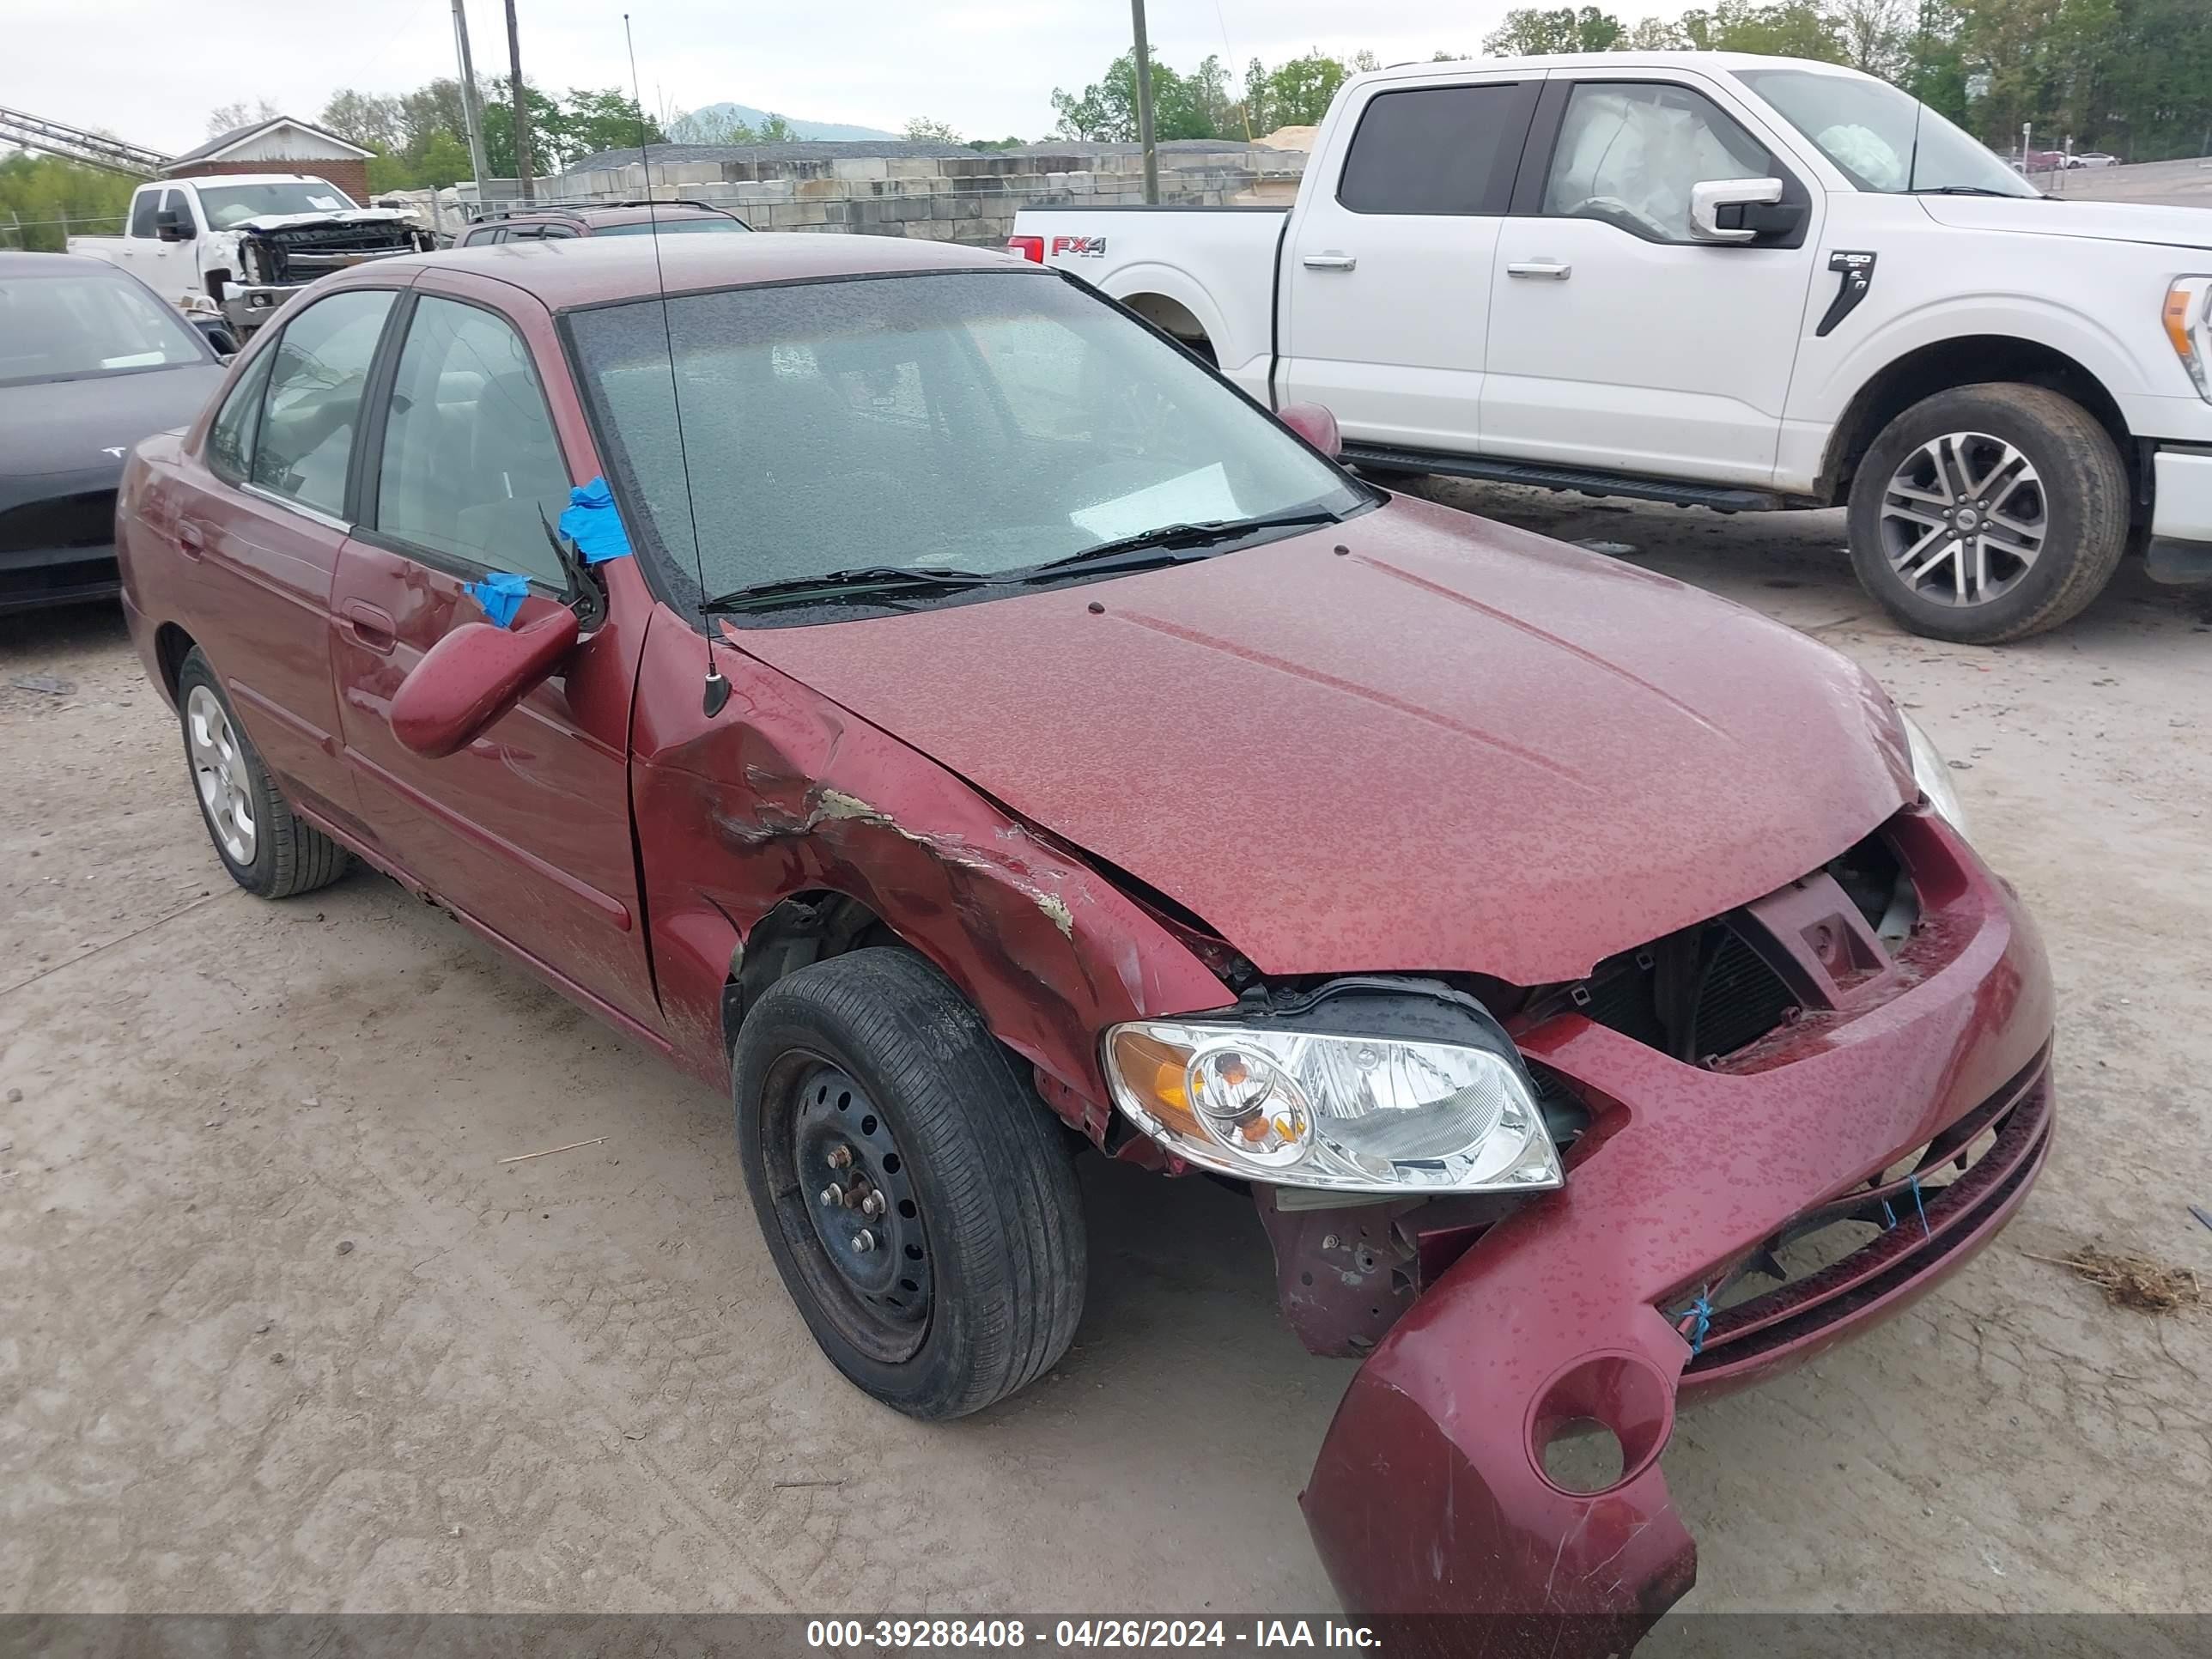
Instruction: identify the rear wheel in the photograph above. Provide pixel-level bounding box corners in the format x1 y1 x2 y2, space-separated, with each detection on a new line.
1847 383 2129 643
176 648 348 898
732 948 1085 1419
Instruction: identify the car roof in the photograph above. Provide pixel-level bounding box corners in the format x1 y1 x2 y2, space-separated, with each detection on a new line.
362 233 1024 311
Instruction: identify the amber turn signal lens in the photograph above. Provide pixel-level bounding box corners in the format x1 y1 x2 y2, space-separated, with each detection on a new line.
1106 1028 1205 1141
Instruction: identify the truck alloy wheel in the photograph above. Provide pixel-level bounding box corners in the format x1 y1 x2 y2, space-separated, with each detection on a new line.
1875 430 2046 608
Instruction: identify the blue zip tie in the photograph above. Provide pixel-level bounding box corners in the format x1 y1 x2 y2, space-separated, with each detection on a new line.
1908 1173 1932 1238
1674 1292 1714 1357
1881 1199 1898 1231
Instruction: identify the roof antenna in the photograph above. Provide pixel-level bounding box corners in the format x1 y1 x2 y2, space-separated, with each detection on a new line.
625 11 729 718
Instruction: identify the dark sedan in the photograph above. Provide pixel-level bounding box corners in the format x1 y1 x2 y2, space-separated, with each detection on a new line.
0 252 227 613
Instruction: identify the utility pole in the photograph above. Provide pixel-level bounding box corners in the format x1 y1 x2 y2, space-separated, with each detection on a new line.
505 0 534 203
1129 0 1158 205
450 0 493 206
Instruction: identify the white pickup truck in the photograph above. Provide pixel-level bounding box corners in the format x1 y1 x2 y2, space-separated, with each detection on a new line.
68 173 429 342
1011 52 2212 641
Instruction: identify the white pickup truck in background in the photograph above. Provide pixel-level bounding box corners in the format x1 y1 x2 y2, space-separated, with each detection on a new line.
67 173 429 342
1011 51 2212 642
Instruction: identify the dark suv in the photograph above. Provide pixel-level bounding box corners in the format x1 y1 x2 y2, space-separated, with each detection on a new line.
454 201 750 246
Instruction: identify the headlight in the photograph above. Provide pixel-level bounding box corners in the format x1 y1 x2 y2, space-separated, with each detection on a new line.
1103 994 1564 1195
2164 277 2212 402
1903 712 1972 841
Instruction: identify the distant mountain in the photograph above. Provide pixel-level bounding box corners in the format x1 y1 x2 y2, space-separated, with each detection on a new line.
669 102 899 143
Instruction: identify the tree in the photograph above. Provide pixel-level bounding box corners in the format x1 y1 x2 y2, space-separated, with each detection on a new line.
550 88 664 163
904 117 963 143
319 89 406 153
1484 7 1626 54
206 98 281 137
1262 52 1352 126
0 153 136 250
1674 0 1845 59
1832 0 1912 78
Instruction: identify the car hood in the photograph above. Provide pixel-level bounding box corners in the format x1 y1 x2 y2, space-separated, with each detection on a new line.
233 208 415 234
0 364 226 486
1917 194 2212 251
732 496 1915 986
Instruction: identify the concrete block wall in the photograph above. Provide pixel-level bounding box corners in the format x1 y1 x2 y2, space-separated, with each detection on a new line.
549 145 1306 247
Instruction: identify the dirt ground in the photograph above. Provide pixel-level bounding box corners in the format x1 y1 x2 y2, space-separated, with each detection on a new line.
2 488 2208 1620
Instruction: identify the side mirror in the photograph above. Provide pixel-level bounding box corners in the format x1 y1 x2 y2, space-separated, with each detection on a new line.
1688 178 1802 244
155 209 194 243
1278 401 1341 459
390 605 579 759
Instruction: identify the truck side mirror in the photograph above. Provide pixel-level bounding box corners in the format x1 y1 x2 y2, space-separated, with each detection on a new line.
1688 178 1799 245
155 209 194 243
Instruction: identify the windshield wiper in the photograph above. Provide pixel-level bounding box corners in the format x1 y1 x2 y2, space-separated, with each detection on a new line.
1018 507 1343 582
701 565 996 616
1911 185 2031 197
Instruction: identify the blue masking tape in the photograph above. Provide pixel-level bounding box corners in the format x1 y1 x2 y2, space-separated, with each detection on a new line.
465 570 530 628
559 476 633 564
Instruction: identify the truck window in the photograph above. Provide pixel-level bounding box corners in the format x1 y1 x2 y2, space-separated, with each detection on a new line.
1336 83 1538 216
248 289 396 518
1542 82 1778 244
128 189 159 239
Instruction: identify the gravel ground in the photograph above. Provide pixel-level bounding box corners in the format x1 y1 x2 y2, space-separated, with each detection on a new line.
1 488 2207 1620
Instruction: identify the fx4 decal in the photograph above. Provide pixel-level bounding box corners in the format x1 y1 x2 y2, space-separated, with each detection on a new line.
1051 234 1108 258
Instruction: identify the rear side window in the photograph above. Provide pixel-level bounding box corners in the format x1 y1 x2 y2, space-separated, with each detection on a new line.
249 289 395 518
1336 83 1538 216
373 295 571 584
206 349 276 481
128 191 159 238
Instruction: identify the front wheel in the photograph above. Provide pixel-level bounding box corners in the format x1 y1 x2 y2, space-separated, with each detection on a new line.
1846 382 2130 643
732 948 1086 1419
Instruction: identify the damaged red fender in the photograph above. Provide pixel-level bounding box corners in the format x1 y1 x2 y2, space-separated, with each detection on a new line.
627 605 1235 1103
1300 812 2054 1645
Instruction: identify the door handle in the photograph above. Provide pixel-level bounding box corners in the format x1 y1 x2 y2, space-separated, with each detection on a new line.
1301 252 1358 271
174 521 206 559
342 600 396 654
1506 260 1572 280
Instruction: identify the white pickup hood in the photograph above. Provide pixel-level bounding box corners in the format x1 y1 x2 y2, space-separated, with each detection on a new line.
232 207 416 234
1917 194 2212 252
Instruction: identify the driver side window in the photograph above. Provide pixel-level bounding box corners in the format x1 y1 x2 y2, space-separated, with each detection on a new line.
1543 82 1776 244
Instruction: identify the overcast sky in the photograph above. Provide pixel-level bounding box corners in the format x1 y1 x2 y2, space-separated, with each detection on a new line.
15 0 1624 154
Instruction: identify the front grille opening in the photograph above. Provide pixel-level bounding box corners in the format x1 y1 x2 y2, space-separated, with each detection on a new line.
0 490 116 556
1571 919 1796 1066
1829 828 1913 943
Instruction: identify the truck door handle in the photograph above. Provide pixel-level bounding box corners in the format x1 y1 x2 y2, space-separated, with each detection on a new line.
1301 252 1358 271
342 600 396 654
1506 260 1572 280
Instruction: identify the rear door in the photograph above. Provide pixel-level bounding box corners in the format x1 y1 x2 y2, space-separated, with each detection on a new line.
1482 71 1823 485
1278 72 1542 451
326 270 659 1030
182 285 402 828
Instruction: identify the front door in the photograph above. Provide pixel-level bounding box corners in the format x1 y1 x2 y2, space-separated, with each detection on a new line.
326 275 659 1031
1279 73 1540 451
1483 73 1824 485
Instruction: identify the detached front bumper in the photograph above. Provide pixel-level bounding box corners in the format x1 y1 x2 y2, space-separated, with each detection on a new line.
221 284 302 333
1300 811 2054 1645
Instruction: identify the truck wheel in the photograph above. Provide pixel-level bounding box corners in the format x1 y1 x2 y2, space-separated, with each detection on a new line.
176 647 349 898
732 948 1085 1420
1847 383 2129 643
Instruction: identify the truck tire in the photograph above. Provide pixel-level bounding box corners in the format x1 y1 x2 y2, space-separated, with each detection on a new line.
732 948 1086 1420
1847 383 2129 643
176 647 349 898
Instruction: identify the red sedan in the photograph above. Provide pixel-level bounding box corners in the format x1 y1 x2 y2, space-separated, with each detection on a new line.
116 233 2053 1642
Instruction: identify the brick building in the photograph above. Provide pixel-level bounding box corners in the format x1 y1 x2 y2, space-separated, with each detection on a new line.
161 116 376 207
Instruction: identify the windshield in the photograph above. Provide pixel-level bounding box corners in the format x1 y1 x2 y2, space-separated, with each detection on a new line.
567 269 1364 611
197 181 359 228
1735 69 2037 198
0 270 209 386
594 216 750 235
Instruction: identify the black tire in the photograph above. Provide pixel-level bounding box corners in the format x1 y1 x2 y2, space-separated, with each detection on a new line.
176 647 349 898
732 948 1085 1419
1847 382 2130 643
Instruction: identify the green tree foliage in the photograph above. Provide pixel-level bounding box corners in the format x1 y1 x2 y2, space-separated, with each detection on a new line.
319 78 665 188
904 117 963 143
0 153 136 250
1483 7 1626 54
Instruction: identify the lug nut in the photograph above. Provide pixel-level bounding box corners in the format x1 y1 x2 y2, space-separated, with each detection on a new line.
819 1185 842 1207
852 1229 877 1254
827 1145 853 1170
861 1190 886 1218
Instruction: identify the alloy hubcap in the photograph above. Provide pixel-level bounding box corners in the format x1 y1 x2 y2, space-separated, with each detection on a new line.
1878 431 2046 608
792 1064 931 1334
185 684 256 865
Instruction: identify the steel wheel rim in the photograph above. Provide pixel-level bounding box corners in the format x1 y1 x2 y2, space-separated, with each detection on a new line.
185 684 256 866
764 1053 933 1364
1878 430 2046 608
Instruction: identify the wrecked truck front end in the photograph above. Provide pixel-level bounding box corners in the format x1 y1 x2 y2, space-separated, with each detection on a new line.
224 211 431 332
1297 806 2053 1639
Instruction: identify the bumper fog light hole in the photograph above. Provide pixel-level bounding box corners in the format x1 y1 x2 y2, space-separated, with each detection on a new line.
1540 1418 1626 1494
